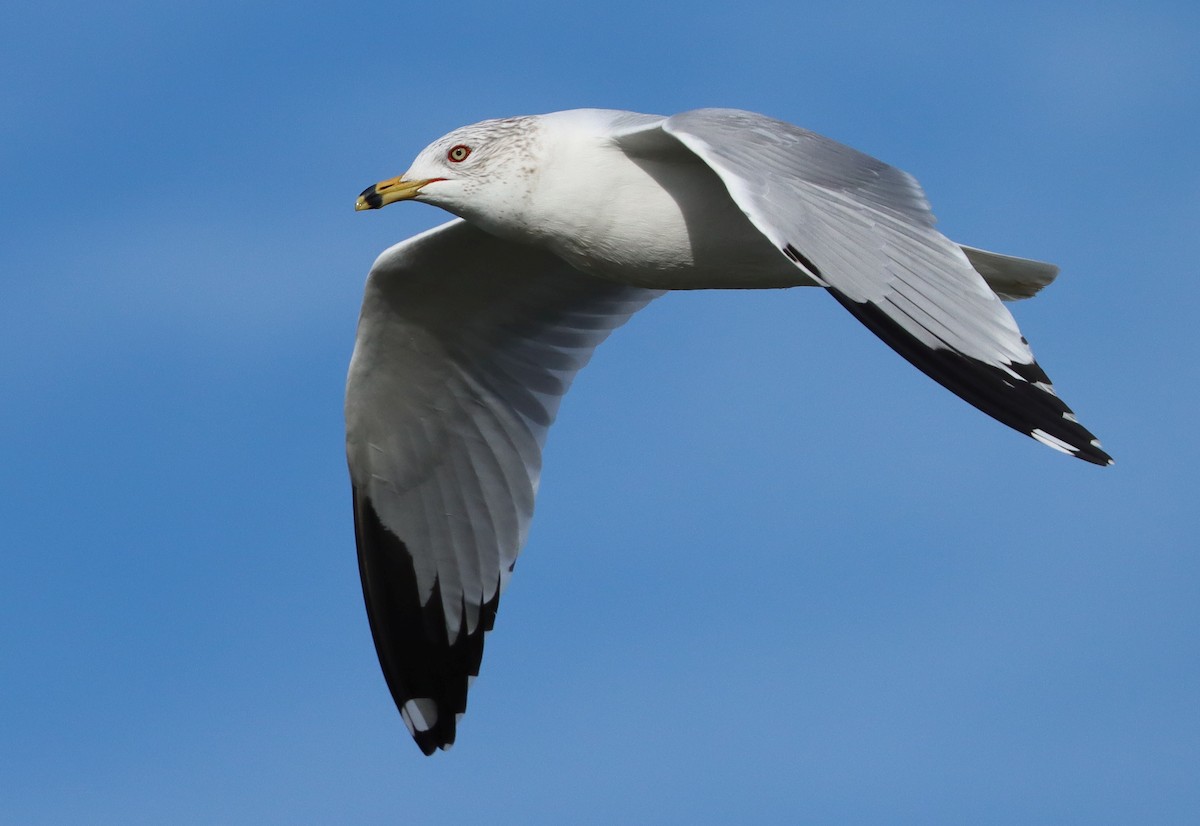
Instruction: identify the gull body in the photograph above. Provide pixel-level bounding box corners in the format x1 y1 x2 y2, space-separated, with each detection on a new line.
349 108 1110 754
385 109 809 289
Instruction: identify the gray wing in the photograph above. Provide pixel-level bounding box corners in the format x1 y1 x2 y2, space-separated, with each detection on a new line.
656 108 1110 465
346 219 662 754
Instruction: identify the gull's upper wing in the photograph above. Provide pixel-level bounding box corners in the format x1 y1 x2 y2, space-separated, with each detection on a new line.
644 108 1109 465
346 219 662 754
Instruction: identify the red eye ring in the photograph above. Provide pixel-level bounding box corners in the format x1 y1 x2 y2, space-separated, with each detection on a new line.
447 144 471 162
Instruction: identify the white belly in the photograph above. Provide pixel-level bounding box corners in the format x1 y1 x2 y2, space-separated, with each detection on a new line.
529 149 815 291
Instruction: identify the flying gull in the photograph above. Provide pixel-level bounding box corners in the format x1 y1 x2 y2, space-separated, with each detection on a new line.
348 108 1111 754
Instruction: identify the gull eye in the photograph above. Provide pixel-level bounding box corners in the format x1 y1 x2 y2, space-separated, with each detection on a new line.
447 144 471 163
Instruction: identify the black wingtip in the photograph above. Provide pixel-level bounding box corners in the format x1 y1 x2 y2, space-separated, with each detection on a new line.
352 487 500 756
1060 437 1113 467
412 728 446 757
413 735 438 757
825 287 1112 466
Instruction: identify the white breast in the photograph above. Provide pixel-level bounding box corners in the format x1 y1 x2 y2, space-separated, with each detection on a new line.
523 125 812 291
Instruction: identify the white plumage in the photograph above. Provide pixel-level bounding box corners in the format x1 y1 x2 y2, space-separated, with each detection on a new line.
347 108 1110 754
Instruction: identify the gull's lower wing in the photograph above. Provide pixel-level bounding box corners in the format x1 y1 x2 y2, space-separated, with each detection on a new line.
346 219 662 754
653 108 1110 465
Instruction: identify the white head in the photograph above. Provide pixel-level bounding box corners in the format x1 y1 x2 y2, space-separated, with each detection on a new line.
356 116 547 237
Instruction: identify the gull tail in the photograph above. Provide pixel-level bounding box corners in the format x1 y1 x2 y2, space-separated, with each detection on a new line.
960 245 1059 301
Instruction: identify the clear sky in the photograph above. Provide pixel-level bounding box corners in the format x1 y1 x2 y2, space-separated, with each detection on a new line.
2 1 1198 823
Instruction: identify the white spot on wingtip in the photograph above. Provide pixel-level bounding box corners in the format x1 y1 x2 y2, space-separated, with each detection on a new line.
998 363 1023 381
1089 438 1115 465
401 698 439 734
1062 410 1080 423
1030 428 1077 455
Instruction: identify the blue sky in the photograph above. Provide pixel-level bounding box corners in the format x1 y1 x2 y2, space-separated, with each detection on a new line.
2 0 1198 822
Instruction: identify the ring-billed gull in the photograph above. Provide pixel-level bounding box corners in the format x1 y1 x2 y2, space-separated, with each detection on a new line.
348 108 1110 754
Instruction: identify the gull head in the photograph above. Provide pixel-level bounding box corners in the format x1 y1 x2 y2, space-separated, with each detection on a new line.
355 116 546 234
